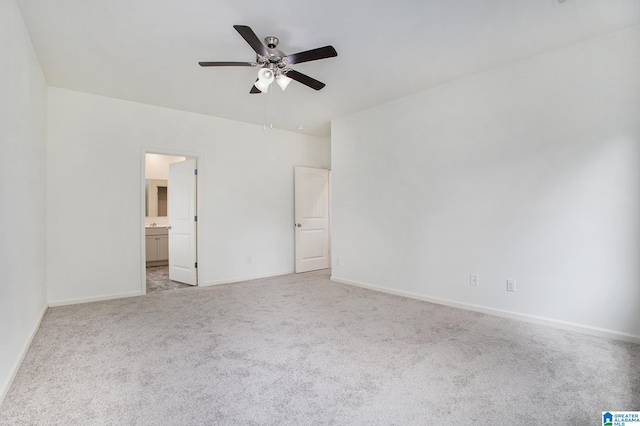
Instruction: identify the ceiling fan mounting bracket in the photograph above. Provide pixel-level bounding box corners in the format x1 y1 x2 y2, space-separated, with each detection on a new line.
264 36 279 49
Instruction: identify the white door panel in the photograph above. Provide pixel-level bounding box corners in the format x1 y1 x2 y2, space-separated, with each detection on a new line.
169 159 197 285
295 167 330 273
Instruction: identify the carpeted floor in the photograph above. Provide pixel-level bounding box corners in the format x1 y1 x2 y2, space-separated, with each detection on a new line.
1 270 638 425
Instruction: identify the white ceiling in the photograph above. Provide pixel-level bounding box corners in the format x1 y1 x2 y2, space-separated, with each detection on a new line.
16 0 640 137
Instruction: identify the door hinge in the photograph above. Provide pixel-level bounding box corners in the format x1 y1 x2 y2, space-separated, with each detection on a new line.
195 262 197 268
194 215 198 222
194 169 198 175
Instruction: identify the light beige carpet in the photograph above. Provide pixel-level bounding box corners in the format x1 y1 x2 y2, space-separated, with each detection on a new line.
1 270 638 425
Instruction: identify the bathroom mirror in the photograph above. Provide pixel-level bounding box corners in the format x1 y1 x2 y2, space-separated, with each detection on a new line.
146 179 168 217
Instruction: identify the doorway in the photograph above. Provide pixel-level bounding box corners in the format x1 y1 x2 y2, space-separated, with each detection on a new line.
142 151 200 294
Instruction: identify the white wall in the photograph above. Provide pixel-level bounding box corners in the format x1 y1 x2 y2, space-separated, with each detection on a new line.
0 0 48 402
46 88 330 304
332 25 640 338
145 153 185 180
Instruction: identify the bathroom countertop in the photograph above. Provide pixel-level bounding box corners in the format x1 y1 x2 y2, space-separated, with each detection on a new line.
145 226 169 235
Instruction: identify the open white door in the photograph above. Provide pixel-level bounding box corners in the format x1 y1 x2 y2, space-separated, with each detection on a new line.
295 166 330 273
168 159 197 285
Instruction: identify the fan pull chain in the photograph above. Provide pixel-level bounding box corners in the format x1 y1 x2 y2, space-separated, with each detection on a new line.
263 83 273 130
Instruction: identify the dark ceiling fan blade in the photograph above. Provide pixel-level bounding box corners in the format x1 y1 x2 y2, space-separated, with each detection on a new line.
250 79 261 94
285 46 337 65
285 69 326 91
199 61 257 67
233 25 269 57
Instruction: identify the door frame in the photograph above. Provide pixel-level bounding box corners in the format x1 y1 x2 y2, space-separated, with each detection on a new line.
140 147 203 295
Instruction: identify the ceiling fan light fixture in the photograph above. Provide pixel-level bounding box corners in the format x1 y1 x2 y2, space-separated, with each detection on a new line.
276 74 292 91
257 68 275 84
254 80 270 93
255 68 275 92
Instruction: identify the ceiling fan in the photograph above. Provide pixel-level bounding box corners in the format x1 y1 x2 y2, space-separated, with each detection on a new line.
199 25 337 94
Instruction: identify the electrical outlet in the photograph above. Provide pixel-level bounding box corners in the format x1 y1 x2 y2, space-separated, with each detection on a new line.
335 257 341 266
507 279 516 292
470 274 478 286
247 256 252 264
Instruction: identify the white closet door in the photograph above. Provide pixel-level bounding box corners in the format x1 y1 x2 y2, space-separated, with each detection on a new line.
295 166 330 273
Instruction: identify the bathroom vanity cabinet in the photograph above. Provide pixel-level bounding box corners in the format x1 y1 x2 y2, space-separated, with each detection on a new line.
146 227 169 266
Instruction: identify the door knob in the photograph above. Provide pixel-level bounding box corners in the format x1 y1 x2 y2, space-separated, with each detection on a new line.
296 223 302 227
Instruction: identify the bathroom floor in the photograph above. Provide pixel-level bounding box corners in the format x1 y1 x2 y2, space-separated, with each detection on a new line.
146 266 193 294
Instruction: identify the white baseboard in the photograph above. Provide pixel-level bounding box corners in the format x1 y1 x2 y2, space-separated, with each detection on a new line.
48 291 141 307
204 270 295 287
331 276 640 345
0 303 48 406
